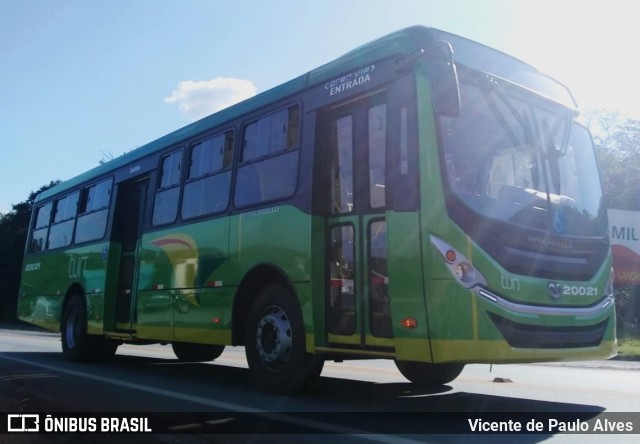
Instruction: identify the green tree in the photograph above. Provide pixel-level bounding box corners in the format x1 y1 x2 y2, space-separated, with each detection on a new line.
586 110 640 337
0 181 59 321
585 109 640 211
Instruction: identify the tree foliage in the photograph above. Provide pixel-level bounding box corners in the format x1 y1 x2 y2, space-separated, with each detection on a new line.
0 181 59 321
585 109 640 211
586 110 640 335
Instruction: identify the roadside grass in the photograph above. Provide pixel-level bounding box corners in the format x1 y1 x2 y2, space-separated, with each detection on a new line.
616 336 640 360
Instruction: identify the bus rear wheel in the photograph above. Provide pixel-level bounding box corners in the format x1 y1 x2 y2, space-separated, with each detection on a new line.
61 295 92 361
172 342 224 362
244 284 323 393
395 360 464 386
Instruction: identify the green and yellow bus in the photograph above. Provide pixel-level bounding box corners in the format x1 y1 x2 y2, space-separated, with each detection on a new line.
18 26 615 393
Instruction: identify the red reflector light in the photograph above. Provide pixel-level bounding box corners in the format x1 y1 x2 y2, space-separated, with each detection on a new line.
445 250 457 263
401 317 418 329
330 279 343 288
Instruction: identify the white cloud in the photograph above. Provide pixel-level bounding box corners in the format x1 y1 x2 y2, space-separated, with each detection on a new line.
164 77 257 121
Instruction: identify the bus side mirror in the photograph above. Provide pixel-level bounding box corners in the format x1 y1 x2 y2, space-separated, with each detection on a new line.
430 60 460 117
395 40 460 116
424 41 460 117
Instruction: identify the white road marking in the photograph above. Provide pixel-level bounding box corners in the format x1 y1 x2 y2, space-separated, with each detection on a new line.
0 353 427 444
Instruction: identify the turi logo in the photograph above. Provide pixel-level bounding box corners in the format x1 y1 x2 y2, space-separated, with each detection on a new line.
547 282 562 301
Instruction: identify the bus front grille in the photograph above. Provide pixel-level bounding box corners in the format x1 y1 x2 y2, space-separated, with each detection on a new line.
488 313 609 349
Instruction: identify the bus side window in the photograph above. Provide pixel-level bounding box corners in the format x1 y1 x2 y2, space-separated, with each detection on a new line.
30 202 53 253
369 104 387 209
48 192 79 249
153 150 183 226
330 115 354 214
75 178 112 243
234 105 300 207
182 131 233 219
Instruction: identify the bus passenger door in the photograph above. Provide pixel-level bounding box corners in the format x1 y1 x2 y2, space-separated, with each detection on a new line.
106 178 148 333
316 92 394 350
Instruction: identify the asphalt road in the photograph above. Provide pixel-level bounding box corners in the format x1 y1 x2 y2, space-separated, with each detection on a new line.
1 326 639 444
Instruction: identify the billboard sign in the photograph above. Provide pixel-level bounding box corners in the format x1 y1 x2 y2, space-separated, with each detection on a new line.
608 209 640 285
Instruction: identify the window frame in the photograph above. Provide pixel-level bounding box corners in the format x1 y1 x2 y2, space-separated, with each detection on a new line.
181 130 235 220
233 103 302 208
29 201 53 253
152 149 184 227
74 177 113 244
239 104 300 165
47 191 80 250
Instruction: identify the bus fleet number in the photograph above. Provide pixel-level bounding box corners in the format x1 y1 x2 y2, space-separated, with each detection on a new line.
562 285 597 297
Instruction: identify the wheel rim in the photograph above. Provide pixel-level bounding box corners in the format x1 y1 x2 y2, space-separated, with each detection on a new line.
255 306 292 372
65 308 80 349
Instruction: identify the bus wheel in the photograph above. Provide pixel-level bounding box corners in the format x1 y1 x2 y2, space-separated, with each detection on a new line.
395 360 464 386
172 342 224 362
244 284 324 393
61 295 93 362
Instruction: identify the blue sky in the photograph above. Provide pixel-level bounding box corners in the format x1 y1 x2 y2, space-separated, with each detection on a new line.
1 0 638 214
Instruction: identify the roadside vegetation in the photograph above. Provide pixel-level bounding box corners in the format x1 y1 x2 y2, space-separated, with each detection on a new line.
617 337 640 360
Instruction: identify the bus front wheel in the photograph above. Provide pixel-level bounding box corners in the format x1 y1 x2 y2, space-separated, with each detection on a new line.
244 284 323 393
395 360 464 386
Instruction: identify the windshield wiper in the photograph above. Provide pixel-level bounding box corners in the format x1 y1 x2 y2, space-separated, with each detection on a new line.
487 77 576 220
485 76 535 149
540 109 573 195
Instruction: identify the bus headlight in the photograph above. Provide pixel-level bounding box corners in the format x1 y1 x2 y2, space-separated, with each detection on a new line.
431 236 487 289
455 262 475 284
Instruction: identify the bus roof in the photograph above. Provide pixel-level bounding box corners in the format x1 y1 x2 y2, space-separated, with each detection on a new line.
36 25 574 203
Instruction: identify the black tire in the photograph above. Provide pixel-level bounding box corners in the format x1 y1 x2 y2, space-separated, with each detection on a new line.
244 284 324 393
395 360 464 386
61 294 119 362
172 342 224 362
61 295 94 362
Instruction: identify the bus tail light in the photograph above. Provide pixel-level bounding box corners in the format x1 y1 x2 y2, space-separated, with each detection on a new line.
430 236 487 289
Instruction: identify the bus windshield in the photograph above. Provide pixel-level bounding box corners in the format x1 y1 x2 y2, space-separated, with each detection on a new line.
439 72 607 237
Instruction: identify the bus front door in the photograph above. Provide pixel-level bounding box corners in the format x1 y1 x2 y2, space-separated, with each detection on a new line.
317 93 394 350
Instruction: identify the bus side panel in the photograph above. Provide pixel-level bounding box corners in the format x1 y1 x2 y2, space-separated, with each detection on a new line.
425 279 476 360
18 252 65 332
228 205 313 331
309 215 327 349
172 217 231 344
18 244 110 333
386 211 432 362
136 217 231 343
